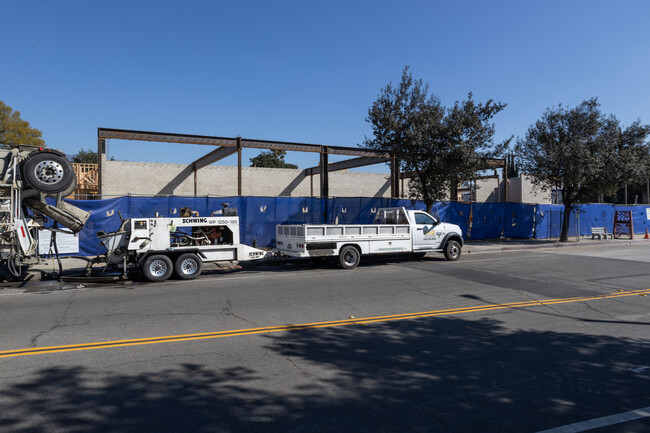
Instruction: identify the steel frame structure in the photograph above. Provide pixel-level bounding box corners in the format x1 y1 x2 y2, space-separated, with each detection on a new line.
97 128 506 200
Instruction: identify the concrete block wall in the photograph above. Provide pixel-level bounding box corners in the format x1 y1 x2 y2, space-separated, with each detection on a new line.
475 177 505 202
102 161 394 198
508 175 552 204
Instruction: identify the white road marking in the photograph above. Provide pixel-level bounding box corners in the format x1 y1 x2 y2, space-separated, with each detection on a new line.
537 406 650 432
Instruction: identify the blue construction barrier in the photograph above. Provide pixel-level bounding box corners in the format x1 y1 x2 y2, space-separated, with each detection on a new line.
49 196 650 256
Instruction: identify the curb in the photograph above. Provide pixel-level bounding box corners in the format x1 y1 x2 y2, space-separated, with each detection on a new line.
465 238 648 254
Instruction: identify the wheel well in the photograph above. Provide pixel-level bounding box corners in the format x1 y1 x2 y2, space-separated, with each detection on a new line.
443 234 463 247
339 244 361 254
138 250 203 267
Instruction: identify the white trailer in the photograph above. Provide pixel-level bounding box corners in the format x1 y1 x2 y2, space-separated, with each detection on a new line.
276 207 463 269
97 208 271 282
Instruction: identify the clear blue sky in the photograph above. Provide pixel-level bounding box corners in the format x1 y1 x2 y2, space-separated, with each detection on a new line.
2 0 649 172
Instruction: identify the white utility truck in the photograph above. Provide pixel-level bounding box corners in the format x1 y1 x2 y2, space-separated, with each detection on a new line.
96 206 272 282
276 207 463 269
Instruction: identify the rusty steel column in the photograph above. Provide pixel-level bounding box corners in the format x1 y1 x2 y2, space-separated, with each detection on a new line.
320 146 329 198
390 156 399 198
237 137 242 196
193 163 198 196
98 137 106 196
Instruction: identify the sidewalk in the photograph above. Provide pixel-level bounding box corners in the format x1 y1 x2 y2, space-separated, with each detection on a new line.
464 236 647 254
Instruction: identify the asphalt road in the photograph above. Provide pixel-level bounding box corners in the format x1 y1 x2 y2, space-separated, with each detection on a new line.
1 243 650 432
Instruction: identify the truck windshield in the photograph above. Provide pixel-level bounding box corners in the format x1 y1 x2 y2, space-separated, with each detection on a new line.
373 209 409 225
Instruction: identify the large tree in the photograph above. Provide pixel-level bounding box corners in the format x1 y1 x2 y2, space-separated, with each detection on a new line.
516 98 650 241
250 150 298 169
0 100 45 148
364 67 509 212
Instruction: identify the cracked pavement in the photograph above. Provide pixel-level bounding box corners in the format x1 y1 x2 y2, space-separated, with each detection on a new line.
1 243 650 432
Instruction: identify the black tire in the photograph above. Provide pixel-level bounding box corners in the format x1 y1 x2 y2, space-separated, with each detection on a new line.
22 152 75 194
47 176 77 198
338 245 360 270
443 240 461 261
142 254 173 282
174 253 202 280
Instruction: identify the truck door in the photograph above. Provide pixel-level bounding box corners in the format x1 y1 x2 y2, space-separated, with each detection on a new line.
412 212 443 250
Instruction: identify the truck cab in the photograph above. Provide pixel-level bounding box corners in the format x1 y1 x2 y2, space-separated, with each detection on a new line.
374 208 463 256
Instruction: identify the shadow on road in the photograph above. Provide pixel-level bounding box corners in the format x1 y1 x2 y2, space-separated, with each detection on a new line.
1 316 650 432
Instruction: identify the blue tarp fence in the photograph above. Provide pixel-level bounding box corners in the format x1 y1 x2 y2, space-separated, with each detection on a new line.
54 196 650 256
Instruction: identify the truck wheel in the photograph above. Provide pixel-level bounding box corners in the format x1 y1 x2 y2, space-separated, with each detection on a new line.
174 253 202 280
22 152 76 194
443 240 461 261
142 254 173 282
338 246 360 270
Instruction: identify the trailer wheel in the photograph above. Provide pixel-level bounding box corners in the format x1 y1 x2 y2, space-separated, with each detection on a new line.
142 254 173 282
443 240 461 261
174 253 202 280
338 245 360 270
22 152 76 194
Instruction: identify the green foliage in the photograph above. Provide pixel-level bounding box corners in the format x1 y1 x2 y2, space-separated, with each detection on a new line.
72 148 98 164
364 66 510 212
506 151 519 178
250 150 298 169
515 98 650 240
0 100 45 148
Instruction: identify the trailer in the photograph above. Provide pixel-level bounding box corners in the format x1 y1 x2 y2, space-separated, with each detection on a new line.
96 206 272 282
275 207 463 269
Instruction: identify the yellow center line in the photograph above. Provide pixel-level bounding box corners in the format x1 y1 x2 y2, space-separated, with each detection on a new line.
1 288 649 359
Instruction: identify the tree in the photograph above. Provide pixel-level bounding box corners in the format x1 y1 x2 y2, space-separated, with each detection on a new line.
0 100 44 148
72 148 98 164
515 98 650 241
364 67 510 212
71 149 116 163
506 151 519 178
250 150 298 169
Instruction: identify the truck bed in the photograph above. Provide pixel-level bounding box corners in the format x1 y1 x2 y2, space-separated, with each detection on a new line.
276 224 412 257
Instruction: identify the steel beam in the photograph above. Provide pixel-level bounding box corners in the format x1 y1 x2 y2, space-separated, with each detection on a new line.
98 128 384 157
305 156 390 176
98 128 237 147
191 146 238 171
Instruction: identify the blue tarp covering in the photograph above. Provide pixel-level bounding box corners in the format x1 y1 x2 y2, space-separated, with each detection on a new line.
49 196 650 256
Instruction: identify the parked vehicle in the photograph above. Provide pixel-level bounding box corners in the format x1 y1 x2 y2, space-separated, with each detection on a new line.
275 207 463 269
96 206 271 281
0 144 90 279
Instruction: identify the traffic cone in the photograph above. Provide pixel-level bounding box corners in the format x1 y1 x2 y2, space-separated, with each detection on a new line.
645 229 649 239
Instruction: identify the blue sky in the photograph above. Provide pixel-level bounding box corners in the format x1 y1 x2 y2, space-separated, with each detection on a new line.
2 1 649 172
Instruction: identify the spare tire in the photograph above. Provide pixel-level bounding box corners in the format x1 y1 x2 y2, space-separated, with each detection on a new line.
22 152 75 194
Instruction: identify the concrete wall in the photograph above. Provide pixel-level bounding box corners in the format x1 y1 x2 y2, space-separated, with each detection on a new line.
508 175 552 204
102 161 394 198
475 177 505 202
100 161 553 203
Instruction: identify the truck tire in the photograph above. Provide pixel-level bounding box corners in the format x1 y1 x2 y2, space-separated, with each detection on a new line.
338 245 360 270
174 253 202 280
22 152 76 194
142 254 173 282
443 240 461 261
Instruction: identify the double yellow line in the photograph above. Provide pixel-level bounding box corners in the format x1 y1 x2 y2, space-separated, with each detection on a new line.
2 288 649 359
